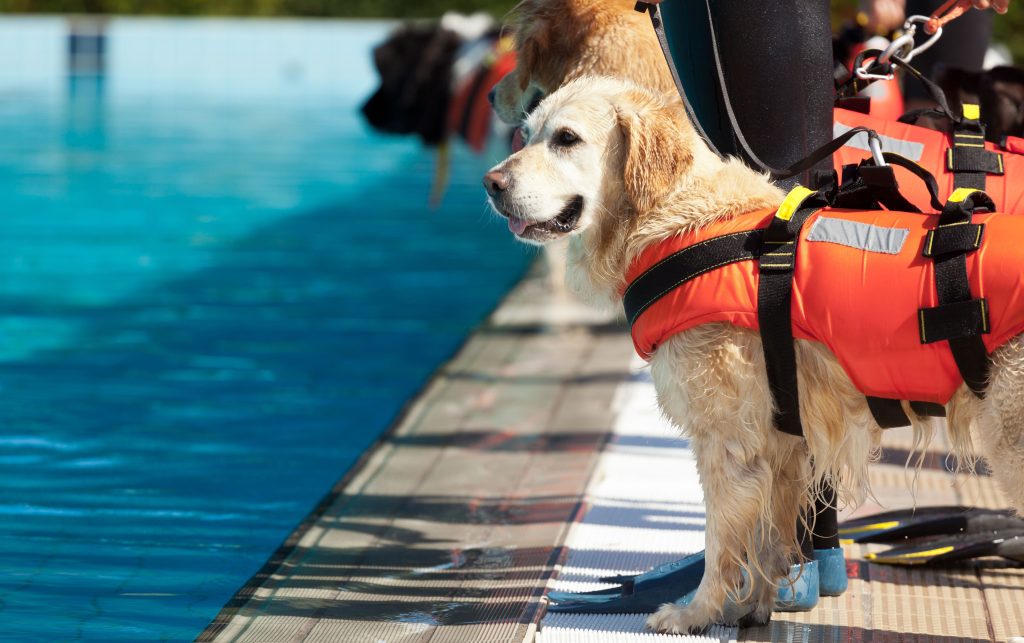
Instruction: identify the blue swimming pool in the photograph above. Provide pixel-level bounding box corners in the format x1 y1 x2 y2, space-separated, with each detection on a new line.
0 18 530 641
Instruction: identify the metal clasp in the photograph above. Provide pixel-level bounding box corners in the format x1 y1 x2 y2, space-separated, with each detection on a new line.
854 16 943 81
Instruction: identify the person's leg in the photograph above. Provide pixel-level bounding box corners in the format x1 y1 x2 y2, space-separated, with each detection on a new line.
659 0 844 595
904 0 994 107
659 0 834 187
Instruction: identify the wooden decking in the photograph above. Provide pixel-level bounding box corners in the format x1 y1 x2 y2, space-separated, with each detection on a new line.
199 268 634 642
202 265 1024 643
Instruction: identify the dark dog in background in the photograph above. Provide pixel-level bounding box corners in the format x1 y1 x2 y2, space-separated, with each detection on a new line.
362 22 465 146
939 65 1024 143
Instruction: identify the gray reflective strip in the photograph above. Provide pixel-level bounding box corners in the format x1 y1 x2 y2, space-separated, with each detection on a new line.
806 216 909 255
834 122 925 162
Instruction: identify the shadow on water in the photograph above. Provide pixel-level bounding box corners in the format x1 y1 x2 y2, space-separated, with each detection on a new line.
0 133 532 640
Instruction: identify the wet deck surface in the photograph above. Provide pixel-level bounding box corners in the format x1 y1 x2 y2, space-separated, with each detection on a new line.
200 267 634 642
204 266 1024 642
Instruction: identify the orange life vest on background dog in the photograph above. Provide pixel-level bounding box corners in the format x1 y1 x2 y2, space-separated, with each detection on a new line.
625 200 1024 405
833 106 1024 215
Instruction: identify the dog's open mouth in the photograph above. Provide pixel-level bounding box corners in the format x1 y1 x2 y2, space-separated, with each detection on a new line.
506 195 584 238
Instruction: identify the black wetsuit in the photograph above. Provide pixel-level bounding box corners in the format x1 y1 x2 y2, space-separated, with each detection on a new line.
905 0 995 101
658 0 839 556
659 0 835 189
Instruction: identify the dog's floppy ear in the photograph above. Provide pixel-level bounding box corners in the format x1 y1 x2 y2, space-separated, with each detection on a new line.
517 32 544 91
615 96 692 213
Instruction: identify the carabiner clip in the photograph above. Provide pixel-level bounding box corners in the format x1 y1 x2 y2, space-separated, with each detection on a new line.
901 15 943 63
868 132 887 167
853 15 943 81
854 34 911 81
877 31 915 66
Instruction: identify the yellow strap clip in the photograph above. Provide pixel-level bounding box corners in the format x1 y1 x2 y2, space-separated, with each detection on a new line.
962 103 980 121
775 185 815 222
947 187 984 204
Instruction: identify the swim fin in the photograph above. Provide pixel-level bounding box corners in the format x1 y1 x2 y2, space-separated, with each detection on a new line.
865 529 1024 565
839 506 1023 544
545 551 706 614
545 550 823 614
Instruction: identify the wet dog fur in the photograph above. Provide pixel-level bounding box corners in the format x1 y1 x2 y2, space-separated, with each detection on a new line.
484 76 1024 634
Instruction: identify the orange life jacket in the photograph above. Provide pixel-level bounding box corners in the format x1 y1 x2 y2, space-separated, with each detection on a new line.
448 41 516 152
625 199 1024 406
833 106 1024 215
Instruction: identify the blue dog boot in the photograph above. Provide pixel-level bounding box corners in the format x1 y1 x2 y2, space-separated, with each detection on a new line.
671 559 819 617
813 547 848 596
774 559 820 612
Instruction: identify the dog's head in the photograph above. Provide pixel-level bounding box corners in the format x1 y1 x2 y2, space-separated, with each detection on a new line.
491 0 672 126
484 77 694 246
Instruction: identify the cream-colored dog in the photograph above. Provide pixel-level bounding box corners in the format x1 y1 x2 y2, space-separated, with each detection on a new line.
483 76 1024 633
491 0 673 126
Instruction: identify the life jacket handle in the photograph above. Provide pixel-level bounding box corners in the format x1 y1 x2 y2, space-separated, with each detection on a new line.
867 152 946 212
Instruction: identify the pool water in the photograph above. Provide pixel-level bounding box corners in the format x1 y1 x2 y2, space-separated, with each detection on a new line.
0 18 530 641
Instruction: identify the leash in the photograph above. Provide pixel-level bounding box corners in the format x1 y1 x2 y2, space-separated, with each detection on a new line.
925 0 976 33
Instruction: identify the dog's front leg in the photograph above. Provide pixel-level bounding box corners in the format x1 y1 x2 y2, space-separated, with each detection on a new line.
646 433 775 634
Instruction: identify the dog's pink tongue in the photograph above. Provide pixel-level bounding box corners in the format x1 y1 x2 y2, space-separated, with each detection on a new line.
511 128 525 152
507 216 530 235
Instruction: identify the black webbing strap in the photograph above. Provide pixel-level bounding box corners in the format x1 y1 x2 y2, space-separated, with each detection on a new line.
757 189 830 437
919 190 994 397
909 401 946 418
834 152 944 214
622 230 763 328
839 51 956 118
866 397 947 429
949 106 1003 190
866 397 911 428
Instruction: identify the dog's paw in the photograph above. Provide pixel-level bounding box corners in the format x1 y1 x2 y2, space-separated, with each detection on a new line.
736 602 772 628
645 603 713 635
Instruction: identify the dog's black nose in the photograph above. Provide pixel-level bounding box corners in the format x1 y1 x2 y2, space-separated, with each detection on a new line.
487 86 497 106
483 170 510 197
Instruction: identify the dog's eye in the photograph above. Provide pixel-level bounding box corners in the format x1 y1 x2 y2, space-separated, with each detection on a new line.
553 128 581 148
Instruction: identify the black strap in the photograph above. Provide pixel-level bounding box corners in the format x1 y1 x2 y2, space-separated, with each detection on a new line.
622 230 763 327
898 107 950 125
909 401 946 418
866 397 911 429
756 192 829 437
918 192 993 397
835 150 945 215
839 51 956 120
867 396 949 428
950 112 1001 191
880 153 945 211
923 223 985 257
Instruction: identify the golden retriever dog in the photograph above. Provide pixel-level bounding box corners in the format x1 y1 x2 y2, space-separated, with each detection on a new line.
491 0 674 126
491 0 674 297
482 76 1024 633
